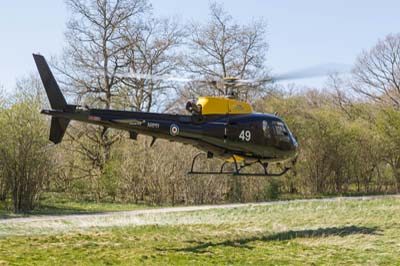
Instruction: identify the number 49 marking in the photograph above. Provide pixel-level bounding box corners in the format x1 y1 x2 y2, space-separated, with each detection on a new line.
239 130 251 141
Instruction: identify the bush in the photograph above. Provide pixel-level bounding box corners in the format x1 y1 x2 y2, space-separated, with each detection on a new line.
0 98 52 212
263 179 280 200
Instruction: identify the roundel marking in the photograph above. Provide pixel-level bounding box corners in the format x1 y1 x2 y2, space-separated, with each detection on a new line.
170 124 180 136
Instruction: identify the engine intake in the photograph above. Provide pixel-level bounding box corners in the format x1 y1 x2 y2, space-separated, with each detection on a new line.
186 101 202 115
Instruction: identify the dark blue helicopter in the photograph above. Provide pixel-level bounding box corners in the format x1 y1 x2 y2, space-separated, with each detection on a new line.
34 54 298 176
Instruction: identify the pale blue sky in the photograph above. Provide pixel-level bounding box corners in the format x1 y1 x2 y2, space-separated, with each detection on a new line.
1 0 399 92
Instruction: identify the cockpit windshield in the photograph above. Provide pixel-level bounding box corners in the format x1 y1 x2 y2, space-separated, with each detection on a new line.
273 121 288 136
262 120 291 139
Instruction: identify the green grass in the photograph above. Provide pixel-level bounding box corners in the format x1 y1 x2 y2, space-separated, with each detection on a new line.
0 192 154 219
36 192 156 213
0 197 400 265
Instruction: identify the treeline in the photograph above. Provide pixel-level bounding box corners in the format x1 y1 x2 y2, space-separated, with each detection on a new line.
261 90 400 194
2 83 400 212
0 0 400 212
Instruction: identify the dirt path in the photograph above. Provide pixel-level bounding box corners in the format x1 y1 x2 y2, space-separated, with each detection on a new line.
1 194 399 224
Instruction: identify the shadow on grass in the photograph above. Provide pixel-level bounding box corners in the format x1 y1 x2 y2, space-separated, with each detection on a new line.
27 204 104 216
167 225 382 254
0 204 104 220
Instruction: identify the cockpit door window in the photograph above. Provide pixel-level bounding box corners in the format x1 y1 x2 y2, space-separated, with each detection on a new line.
262 120 270 138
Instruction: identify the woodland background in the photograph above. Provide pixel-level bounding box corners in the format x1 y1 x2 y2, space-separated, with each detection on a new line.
1 0 400 212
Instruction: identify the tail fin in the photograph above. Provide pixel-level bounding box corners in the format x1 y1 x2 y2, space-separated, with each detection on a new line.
32 54 67 110
33 54 72 144
49 117 69 144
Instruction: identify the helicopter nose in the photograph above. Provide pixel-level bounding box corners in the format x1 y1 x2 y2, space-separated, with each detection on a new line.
290 134 299 157
291 135 298 149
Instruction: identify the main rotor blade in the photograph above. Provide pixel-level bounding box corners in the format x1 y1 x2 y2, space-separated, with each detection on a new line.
119 72 224 87
118 63 352 87
271 63 352 82
236 63 352 84
125 72 194 83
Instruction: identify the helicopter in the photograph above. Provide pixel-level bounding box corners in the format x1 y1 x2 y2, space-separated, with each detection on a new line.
33 53 300 176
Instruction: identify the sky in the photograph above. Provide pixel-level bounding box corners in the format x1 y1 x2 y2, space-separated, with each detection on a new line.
1 0 400 92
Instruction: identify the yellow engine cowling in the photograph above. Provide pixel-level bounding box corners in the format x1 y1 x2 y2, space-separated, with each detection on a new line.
196 96 252 115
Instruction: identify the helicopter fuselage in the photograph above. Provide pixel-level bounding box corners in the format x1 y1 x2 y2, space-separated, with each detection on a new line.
42 108 298 163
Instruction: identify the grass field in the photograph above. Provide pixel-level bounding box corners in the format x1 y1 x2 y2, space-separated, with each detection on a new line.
0 192 154 219
0 196 400 265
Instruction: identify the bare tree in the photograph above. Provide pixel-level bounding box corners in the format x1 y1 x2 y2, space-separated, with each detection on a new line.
184 2 269 101
169 3 271 201
60 0 149 108
119 17 184 112
54 0 149 200
55 0 186 200
352 33 400 109
351 33 400 191
328 74 357 119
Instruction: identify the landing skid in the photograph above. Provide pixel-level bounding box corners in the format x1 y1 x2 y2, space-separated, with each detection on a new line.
188 152 290 176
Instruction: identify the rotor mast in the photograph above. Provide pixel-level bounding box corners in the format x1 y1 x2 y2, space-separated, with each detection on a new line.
222 77 240 99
